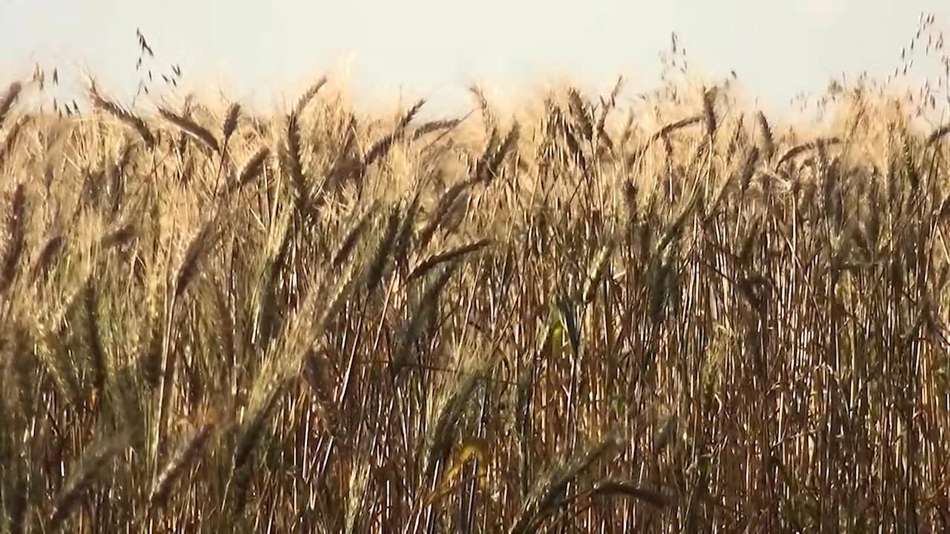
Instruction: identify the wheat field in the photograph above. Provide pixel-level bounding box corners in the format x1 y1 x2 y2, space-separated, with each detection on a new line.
2 25 950 533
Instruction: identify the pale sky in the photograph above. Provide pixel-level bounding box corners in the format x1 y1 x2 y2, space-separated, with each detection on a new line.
1 0 948 114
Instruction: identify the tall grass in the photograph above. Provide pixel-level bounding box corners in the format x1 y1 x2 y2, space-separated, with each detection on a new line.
1 59 950 532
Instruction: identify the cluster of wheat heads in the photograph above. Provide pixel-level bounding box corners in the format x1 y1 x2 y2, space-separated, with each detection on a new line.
0 74 949 533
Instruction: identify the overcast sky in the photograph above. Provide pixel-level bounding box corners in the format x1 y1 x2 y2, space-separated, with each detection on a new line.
1 0 948 114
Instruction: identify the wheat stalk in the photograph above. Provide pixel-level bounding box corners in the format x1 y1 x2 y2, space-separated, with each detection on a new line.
158 106 221 153
222 103 241 142
49 433 129 529
294 75 328 116
0 183 25 293
408 238 491 281
149 422 215 507
0 81 22 129
226 146 269 195
88 82 155 147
